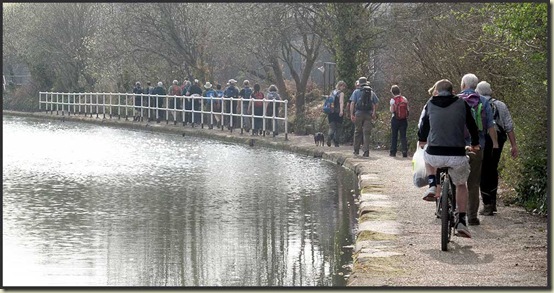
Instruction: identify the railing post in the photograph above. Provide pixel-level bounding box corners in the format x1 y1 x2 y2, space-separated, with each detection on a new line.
250 99 254 135
191 95 195 127
262 99 266 137
155 94 159 123
117 94 121 119
125 93 129 121
284 100 288 140
91 93 94 118
165 95 169 125
229 98 235 132
62 93 66 116
239 98 243 134
173 95 176 125
200 95 204 129
209 96 214 129
182 96 186 126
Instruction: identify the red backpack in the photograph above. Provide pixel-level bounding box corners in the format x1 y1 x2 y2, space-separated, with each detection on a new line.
170 85 181 96
253 91 264 107
393 95 409 120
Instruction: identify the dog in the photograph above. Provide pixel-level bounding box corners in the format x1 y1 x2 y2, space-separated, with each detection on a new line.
314 132 325 146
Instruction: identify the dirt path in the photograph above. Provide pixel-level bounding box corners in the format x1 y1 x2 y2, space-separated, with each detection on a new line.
342 148 549 288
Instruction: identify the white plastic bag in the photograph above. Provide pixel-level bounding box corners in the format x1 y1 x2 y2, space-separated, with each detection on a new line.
412 144 428 188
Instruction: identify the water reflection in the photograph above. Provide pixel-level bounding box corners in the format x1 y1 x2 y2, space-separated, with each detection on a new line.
3 115 358 287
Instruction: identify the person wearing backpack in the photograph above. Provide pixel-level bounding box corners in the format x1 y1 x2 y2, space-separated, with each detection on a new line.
144 81 155 121
389 85 409 157
132 81 143 121
186 79 203 124
458 73 499 226
326 81 347 147
224 79 240 129
167 80 182 122
181 79 192 124
203 82 217 126
476 81 518 216
152 81 167 123
247 83 265 135
266 84 281 136
349 77 379 157
213 84 224 127
238 80 253 132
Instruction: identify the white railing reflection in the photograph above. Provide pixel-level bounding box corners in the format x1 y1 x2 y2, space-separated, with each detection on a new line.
38 92 288 139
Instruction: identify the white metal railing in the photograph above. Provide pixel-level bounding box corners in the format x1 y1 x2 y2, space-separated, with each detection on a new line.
38 92 289 139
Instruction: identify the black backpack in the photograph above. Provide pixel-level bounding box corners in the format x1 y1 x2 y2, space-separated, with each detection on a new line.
356 85 373 112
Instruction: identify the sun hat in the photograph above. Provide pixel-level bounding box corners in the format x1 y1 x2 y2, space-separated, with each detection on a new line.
228 79 237 85
358 77 368 85
204 82 212 89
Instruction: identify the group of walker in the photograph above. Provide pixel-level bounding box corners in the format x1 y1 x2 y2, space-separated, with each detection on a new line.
324 74 518 239
132 78 283 135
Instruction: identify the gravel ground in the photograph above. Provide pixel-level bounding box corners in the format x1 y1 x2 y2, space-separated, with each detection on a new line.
341 147 549 288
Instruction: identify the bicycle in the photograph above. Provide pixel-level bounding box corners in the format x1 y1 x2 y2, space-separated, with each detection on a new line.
434 167 457 251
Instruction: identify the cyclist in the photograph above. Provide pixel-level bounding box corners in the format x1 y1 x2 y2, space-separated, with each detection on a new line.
417 79 480 238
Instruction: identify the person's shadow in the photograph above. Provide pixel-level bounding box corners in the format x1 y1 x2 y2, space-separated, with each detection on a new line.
421 242 494 265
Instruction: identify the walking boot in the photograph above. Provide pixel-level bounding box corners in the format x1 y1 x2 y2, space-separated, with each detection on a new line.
479 204 494 216
468 217 480 226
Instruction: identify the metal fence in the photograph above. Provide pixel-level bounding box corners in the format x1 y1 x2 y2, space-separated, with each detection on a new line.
38 92 289 139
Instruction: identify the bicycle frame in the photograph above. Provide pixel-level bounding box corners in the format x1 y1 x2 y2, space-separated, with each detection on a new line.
437 167 457 251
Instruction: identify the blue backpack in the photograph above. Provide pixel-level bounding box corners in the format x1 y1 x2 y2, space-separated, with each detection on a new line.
242 87 252 100
323 90 338 114
204 89 216 104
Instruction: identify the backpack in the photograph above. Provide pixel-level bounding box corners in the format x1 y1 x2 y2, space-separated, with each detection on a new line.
242 87 252 100
266 91 280 115
204 89 216 104
459 92 486 132
393 95 409 120
169 85 181 96
225 86 238 98
213 90 224 110
489 98 508 142
356 85 373 112
323 90 337 114
253 91 264 108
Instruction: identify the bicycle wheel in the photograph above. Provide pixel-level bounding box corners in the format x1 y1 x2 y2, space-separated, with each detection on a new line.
440 175 451 251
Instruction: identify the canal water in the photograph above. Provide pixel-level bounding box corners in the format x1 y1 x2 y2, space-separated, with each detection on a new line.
2 115 358 287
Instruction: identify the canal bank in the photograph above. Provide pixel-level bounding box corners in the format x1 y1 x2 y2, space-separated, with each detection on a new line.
4 110 548 288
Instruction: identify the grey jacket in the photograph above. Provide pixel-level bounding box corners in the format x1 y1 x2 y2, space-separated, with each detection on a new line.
483 95 515 133
418 94 479 156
